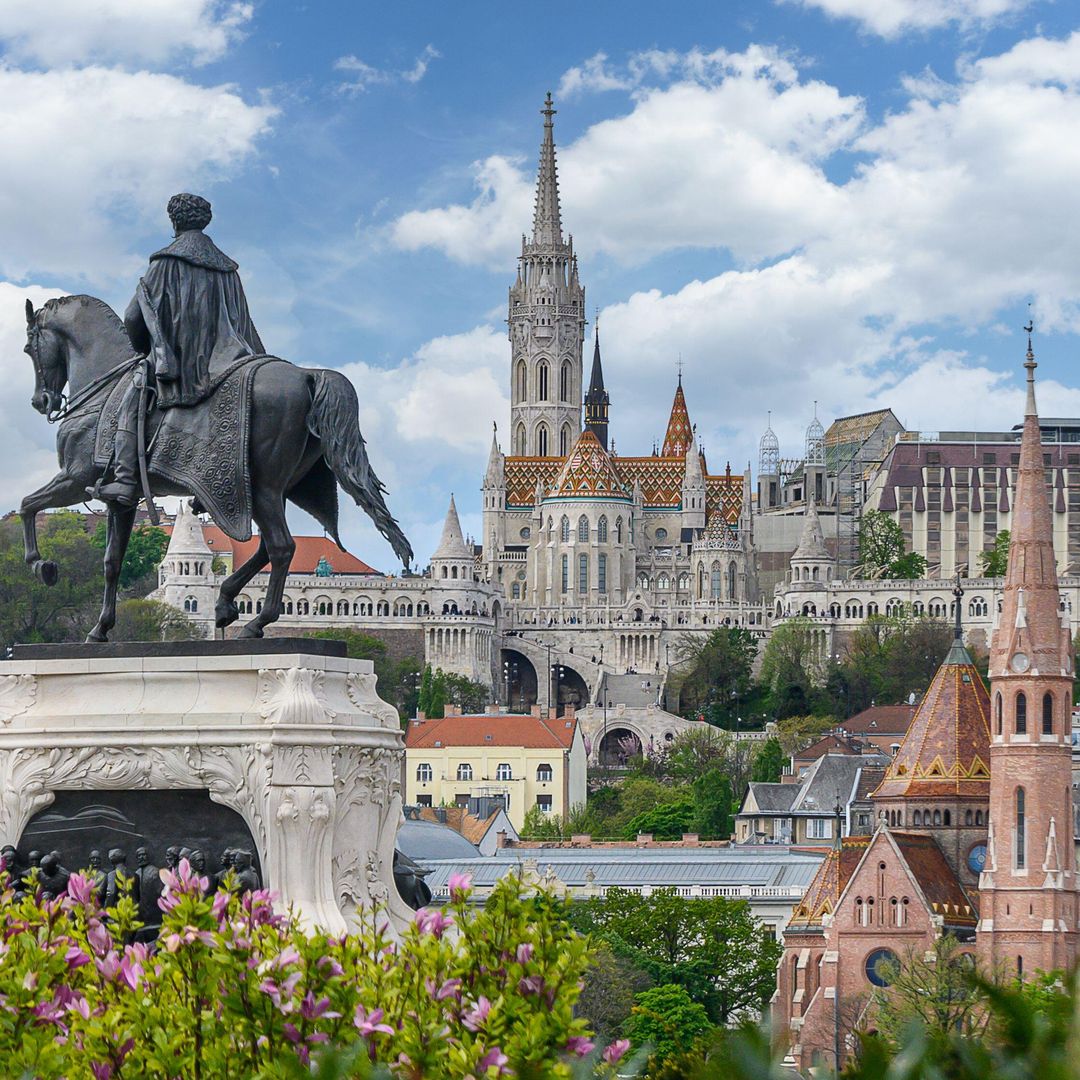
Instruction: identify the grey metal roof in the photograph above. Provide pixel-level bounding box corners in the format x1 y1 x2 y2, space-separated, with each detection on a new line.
419 846 824 893
790 753 889 815
747 783 799 813
397 818 481 862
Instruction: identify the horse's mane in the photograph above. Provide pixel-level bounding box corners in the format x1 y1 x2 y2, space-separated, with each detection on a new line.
41 294 132 353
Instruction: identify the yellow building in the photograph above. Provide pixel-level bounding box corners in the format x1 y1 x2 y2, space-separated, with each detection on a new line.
404 706 587 830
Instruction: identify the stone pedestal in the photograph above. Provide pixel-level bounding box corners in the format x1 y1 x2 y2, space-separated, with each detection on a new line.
0 640 414 933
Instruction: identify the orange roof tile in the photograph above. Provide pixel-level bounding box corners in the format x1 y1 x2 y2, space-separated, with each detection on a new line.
661 379 693 457
405 713 577 750
549 430 628 499
787 837 870 928
892 831 979 925
842 705 917 736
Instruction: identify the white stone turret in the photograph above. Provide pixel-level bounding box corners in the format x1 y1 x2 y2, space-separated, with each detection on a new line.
431 495 474 583
790 497 833 584
155 499 214 630
681 441 706 531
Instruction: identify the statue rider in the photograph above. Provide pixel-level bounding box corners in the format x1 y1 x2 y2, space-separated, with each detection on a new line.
94 193 264 506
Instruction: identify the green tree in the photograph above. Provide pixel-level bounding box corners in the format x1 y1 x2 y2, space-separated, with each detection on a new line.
857 509 926 579
567 886 782 1024
750 737 785 783
576 944 654 1044
625 984 713 1069
758 617 822 719
691 769 733 839
417 664 433 716
91 521 168 591
979 529 1011 577
671 627 758 722
427 667 447 719
440 672 490 714
774 713 834 757
110 599 203 642
623 797 695 840
520 804 565 839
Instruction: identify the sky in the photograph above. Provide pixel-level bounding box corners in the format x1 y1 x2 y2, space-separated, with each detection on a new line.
3 0 1080 570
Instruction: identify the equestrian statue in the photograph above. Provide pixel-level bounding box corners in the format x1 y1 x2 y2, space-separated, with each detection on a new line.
19 193 412 641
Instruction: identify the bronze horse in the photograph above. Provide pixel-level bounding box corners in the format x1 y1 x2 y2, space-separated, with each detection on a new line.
20 295 412 641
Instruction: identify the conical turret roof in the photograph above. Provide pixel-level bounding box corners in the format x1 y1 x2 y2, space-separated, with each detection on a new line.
166 498 211 557
432 495 471 560
547 429 629 499
531 93 563 248
793 498 830 562
661 376 693 458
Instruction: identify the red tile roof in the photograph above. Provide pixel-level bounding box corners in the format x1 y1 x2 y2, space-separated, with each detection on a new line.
163 523 380 575
841 705 917 735
787 836 871 928
892 831 979 925
405 713 577 750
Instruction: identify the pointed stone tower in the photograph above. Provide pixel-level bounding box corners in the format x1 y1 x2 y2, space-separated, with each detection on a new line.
681 439 706 531
481 425 505 582
977 335 1079 977
661 375 693 458
508 93 586 458
430 495 474 583
584 323 610 451
790 498 833 585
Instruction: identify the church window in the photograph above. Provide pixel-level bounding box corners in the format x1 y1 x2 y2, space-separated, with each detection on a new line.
890 897 898 926
578 554 588 593
496 763 513 781
1015 692 1027 734
969 596 988 617
975 810 983 825
727 561 737 600
538 362 549 401
416 763 432 783
516 361 527 402
965 809 973 825
995 692 1002 736
183 596 198 613
678 573 689 591
1043 692 1054 735
710 562 722 599
913 810 922 826
441 566 448 579
537 424 549 456
638 573 650 590
598 554 607 594
561 555 568 594
1015 787 1026 869
933 809 941 826
812 566 819 581
698 566 705 599
944 810 951 826
337 600 348 615
547 517 554 534
615 517 623 543
560 361 570 402
451 566 458 579
560 425 571 456
866 601 879 616
511 583 520 599
297 599 309 615
578 516 589 542
597 516 608 542
514 424 526 455
658 574 670 590
560 516 570 542
457 763 473 781
284 598 294 615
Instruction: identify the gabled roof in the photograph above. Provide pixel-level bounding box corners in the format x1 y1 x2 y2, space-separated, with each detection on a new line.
890 831 978 926
791 753 889 814
787 837 871 928
546 429 629 499
874 637 991 799
405 713 577 750
824 409 899 448
743 782 799 814
841 704 917 736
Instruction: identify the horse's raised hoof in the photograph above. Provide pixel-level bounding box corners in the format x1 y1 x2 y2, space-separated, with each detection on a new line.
33 560 59 587
239 623 264 639
215 597 240 628
85 627 109 643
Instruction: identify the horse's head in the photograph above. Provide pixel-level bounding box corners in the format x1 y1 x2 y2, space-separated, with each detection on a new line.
24 298 67 420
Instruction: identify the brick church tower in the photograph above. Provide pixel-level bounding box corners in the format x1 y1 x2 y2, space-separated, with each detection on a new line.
977 335 1080 976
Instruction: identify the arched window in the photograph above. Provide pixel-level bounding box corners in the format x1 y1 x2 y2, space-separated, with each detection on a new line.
598 553 608 594
514 423 526 456
1015 692 1027 734
511 582 520 599
451 566 458 579
658 574 670 590
284 598 294 615
913 810 922 826
710 562 722 599
975 809 983 826
183 596 198 613
578 516 589 542
943 810 951 826
965 809 973 826
560 362 570 402
995 692 1003 736
457 763 473 781
537 424 549 456
698 565 705 599
615 517 623 543
933 809 942 826
560 516 570 542
678 573 690 591
561 555 568 594
536 763 553 782
496 763 513 781
416 763 432 782
597 516 608 542
638 573 650 590
337 599 348 615
890 897 899 926
1043 692 1054 735
297 598 309 615
538 362 549 401
1016 787 1026 869
727 561 737 600
578 553 588 593
516 361 527 402
560 425 571 456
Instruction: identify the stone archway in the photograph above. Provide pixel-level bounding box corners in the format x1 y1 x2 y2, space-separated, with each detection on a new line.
554 664 590 709
500 648 538 710
598 727 643 767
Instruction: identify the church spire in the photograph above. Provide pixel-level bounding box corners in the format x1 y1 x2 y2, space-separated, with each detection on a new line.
532 92 563 248
584 320 610 450
661 375 693 457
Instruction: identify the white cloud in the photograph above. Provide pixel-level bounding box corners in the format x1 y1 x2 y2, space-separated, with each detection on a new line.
335 44 440 95
780 0 1032 38
0 0 253 68
0 64 276 284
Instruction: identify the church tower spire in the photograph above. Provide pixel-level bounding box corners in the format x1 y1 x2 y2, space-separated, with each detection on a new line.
978 329 1079 977
584 321 610 450
661 373 693 457
507 94 586 458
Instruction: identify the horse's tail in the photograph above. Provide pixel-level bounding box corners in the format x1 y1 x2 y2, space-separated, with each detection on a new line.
307 369 413 567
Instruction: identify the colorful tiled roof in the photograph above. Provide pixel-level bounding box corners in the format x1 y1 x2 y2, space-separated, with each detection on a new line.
824 409 898 448
873 639 991 799
892 831 978 926
661 379 693 458
548 430 629 499
787 837 870 928
405 713 577 750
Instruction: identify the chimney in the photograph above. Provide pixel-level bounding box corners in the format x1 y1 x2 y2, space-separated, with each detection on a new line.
416 711 426 722
496 830 508 849
548 707 557 720
444 705 461 717
635 833 653 847
530 705 542 718
571 834 591 847
681 833 700 846
564 705 575 720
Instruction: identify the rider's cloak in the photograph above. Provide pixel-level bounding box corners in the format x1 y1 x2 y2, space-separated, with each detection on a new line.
123 228 264 408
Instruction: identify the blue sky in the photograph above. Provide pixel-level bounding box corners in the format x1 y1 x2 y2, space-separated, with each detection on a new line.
3 0 1080 569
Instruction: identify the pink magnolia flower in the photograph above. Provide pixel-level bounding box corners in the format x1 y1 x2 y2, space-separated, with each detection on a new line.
515 943 533 964
477 1046 509 1074
86 919 111 957
299 992 339 1021
566 1035 595 1057
316 955 344 977
353 1004 394 1037
448 872 472 900
425 976 462 1002
517 974 545 996
117 953 143 991
414 908 454 938
603 1039 631 1064
65 873 95 908
462 995 492 1032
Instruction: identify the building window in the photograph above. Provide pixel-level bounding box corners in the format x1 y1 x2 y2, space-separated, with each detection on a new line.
710 562 722 599
1043 692 1054 735
597 516 608 542
183 596 198 613
658 574 670 590
995 692 1002 736
496 763 513 781
807 818 833 840
615 517 623 543
457 763 473 781
578 516 589 542
516 360 527 402
514 423 526 455
578 553 588 594
560 361 570 402
538 362 549 401
1015 691 1027 734
560 516 570 542
728 561 737 600
416 795 432 807
416 763 433 783
560 425 570 456
536 794 553 813
561 555 568 594
537 424 548 456
1016 787 1026 869
536 764 553 782
598 554 607 594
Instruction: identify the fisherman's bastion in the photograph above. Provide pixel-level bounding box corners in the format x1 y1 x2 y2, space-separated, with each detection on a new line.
155 98 1080 762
